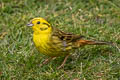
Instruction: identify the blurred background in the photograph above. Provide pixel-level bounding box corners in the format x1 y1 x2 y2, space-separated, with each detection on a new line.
0 0 120 80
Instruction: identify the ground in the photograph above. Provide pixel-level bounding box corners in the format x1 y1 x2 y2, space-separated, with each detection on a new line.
0 0 120 80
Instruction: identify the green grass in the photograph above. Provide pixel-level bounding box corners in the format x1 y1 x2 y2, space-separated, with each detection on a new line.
0 0 120 80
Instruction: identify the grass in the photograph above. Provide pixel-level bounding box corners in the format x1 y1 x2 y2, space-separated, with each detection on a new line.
0 0 120 80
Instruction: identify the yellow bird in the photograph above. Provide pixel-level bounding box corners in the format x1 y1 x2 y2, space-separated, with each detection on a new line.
27 17 113 69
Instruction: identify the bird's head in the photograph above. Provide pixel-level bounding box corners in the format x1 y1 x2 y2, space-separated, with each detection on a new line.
27 18 52 34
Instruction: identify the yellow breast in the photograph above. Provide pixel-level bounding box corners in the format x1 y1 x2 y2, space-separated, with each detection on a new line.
33 33 51 55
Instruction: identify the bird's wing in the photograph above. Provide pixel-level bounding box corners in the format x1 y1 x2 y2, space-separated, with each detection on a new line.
52 27 84 42
52 27 115 49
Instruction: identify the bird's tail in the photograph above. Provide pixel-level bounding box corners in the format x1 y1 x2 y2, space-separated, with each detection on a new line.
77 39 112 46
75 39 120 52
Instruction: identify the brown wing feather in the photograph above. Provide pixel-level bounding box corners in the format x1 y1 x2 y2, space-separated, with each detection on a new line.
52 27 84 42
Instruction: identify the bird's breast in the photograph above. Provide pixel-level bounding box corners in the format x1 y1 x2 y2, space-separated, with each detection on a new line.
33 33 51 53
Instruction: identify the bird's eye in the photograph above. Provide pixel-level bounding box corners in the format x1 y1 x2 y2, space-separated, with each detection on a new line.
37 21 40 24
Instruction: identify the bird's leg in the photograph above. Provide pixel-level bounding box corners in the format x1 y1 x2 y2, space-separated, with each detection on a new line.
40 57 56 67
57 54 70 69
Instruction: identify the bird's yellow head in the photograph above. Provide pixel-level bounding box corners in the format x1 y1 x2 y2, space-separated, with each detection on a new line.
27 18 52 34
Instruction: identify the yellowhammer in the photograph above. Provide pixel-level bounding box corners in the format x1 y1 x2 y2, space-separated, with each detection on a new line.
27 17 115 69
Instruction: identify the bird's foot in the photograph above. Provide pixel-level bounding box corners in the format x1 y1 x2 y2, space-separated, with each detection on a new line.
57 54 70 69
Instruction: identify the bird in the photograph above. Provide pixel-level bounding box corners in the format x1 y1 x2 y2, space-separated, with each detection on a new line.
27 17 115 69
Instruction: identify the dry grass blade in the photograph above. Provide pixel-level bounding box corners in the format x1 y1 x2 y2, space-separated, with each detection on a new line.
0 32 7 39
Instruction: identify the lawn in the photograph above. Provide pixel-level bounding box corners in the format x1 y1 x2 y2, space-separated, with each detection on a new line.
0 0 120 80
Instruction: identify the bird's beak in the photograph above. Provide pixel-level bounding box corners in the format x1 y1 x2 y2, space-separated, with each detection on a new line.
27 22 34 27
